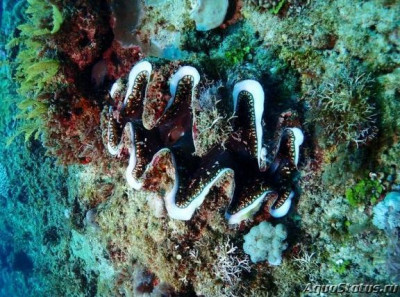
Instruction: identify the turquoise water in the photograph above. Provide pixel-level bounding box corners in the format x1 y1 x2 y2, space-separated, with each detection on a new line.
1 2 69 295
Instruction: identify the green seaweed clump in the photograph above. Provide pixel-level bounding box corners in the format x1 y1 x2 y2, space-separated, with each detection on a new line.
50 4 63 34
345 178 384 207
332 259 352 275
6 0 63 144
224 45 252 67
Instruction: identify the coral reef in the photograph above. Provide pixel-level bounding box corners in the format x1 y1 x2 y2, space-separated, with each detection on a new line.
135 0 192 58
213 239 251 286
109 0 144 46
5 0 115 165
345 177 383 207
245 0 305 15
6 0 61 143
102 40 142 81
2 0 399 296
44 95 105 165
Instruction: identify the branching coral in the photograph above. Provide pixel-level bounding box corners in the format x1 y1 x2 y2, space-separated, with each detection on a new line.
305 67 378 147
213 239 251 286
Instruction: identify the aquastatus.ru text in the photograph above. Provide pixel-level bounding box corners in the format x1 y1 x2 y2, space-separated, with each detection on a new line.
303 283 399 294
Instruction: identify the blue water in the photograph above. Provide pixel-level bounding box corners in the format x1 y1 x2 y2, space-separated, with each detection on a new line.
1 2 54 295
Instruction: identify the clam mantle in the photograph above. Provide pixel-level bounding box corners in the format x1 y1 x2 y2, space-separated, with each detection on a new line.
105 59 304 224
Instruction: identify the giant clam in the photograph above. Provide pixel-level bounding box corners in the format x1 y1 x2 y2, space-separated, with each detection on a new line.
104 59 304 224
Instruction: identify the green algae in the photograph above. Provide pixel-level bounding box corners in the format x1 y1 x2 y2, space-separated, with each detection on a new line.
270 0 286 14
50 4 63 34
6 0 63 145
345 179 383 207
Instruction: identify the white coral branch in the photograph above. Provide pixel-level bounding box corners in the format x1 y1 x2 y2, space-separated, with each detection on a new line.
213 239 251 286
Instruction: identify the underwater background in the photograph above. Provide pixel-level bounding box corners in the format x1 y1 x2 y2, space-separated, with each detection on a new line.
0 0 399 296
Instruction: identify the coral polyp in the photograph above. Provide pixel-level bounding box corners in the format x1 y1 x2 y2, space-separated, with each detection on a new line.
104 59 304 223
